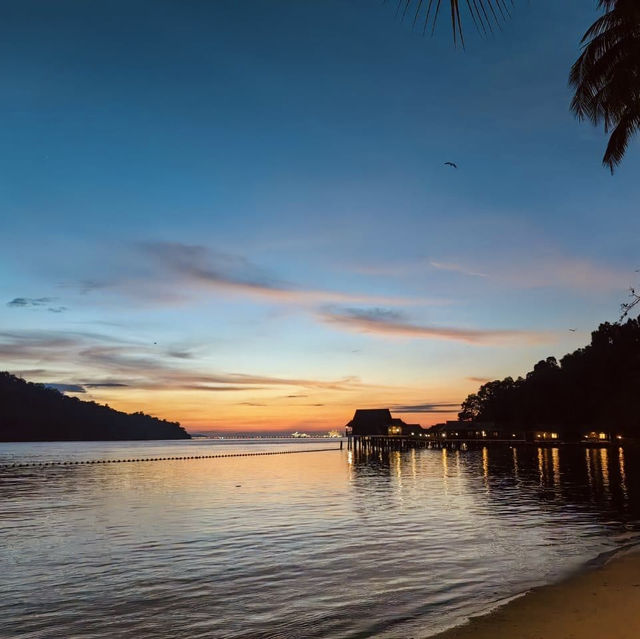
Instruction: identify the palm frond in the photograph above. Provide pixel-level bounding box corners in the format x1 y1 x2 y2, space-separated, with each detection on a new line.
570 0 640 172
386 0 513 45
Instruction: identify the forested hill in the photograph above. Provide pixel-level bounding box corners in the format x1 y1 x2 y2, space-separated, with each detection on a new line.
0 372 191 441
459 319 640 436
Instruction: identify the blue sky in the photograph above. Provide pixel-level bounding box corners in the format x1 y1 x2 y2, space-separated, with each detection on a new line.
1 0 639 432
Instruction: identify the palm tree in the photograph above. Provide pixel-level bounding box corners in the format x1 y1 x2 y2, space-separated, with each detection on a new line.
391 1 640 172
570 1 640 173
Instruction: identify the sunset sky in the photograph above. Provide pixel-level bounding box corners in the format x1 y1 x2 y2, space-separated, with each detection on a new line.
2 1 639 433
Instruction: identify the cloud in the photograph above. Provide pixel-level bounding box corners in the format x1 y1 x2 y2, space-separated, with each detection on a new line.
429 261 488 278
84 382 129 388
65 242 440 308
1 329 373 393
7 297 54 307
166 349 195 359
319 308 548 344
355 251 630 296
430 254 630 293
391 402 460 413
45 383 86 394
467 376 492 383
504 255 630 292
138 242 427 307
7 297 67 313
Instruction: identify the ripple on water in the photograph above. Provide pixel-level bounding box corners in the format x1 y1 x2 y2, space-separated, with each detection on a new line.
1 440 640 638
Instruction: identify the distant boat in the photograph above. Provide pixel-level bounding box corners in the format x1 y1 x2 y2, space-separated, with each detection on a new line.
291 431 310 438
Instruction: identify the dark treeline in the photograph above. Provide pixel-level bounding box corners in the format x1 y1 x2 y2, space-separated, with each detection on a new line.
0 372 190 441
459 319 640 437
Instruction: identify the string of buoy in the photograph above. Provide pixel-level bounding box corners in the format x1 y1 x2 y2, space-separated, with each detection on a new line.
0 447 341 470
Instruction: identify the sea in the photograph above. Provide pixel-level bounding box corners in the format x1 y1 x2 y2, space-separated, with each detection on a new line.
1 438 639 639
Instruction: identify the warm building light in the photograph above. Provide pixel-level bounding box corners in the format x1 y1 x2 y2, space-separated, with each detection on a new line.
551 433 558 439
481 431 486 437
616 435 623 440
598 432 607 440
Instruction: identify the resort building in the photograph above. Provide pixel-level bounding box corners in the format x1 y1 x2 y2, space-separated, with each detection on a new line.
345 409 427 437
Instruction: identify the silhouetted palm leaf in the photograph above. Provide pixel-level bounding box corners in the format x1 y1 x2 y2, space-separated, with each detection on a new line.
391 0 513 46
569 0 640 173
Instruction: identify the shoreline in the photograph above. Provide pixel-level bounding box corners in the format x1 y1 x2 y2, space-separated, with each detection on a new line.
429 545 640 639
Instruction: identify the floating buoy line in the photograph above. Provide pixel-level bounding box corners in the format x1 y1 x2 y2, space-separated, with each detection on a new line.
0 447 340 470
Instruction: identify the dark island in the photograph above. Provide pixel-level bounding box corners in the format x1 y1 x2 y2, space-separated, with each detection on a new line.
0 372 191 441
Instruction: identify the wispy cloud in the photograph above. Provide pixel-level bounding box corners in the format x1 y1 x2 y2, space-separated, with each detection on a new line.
504 255 631 292
7 297 67 313
45 383 86 394
138 242 429 306
430 254 631 293
467 376 492 384
7 297 55 307
319 308 548 344
2 329 373 394
391 402 460 413
429 261 488 278
65 242 435 308
352 252 631 296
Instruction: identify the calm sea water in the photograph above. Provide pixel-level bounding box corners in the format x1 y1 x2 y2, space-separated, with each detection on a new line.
2 439 640 639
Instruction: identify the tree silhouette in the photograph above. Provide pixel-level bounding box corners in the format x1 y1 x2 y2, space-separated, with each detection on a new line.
0 372 191 441
459 319 640 435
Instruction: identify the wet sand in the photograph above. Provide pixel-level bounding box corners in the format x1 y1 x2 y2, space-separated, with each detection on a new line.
432 550 640 639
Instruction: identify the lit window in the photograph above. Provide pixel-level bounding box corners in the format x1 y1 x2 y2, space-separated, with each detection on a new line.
599 432 607 440
481 431 486 437
551 433 558 439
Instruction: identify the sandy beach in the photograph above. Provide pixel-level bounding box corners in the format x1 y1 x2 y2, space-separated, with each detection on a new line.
432 549 640 639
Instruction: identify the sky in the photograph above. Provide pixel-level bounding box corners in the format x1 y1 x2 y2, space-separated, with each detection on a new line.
2 0 639 434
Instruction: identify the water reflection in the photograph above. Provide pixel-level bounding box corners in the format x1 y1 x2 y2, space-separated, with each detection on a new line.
348 443 640 536
2 441 640 639
620 446 629 502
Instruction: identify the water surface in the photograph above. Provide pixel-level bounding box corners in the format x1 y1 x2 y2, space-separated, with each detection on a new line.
2 439 639 638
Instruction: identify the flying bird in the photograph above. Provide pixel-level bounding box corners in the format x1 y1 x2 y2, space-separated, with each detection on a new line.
444 162 458 168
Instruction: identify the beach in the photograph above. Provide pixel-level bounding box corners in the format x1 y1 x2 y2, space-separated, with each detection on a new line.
432 549 640 639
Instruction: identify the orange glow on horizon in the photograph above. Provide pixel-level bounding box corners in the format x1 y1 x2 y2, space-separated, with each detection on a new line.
74 385 462 433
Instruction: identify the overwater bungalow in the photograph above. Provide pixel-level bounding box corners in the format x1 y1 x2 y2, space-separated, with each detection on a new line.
345 409 428 438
